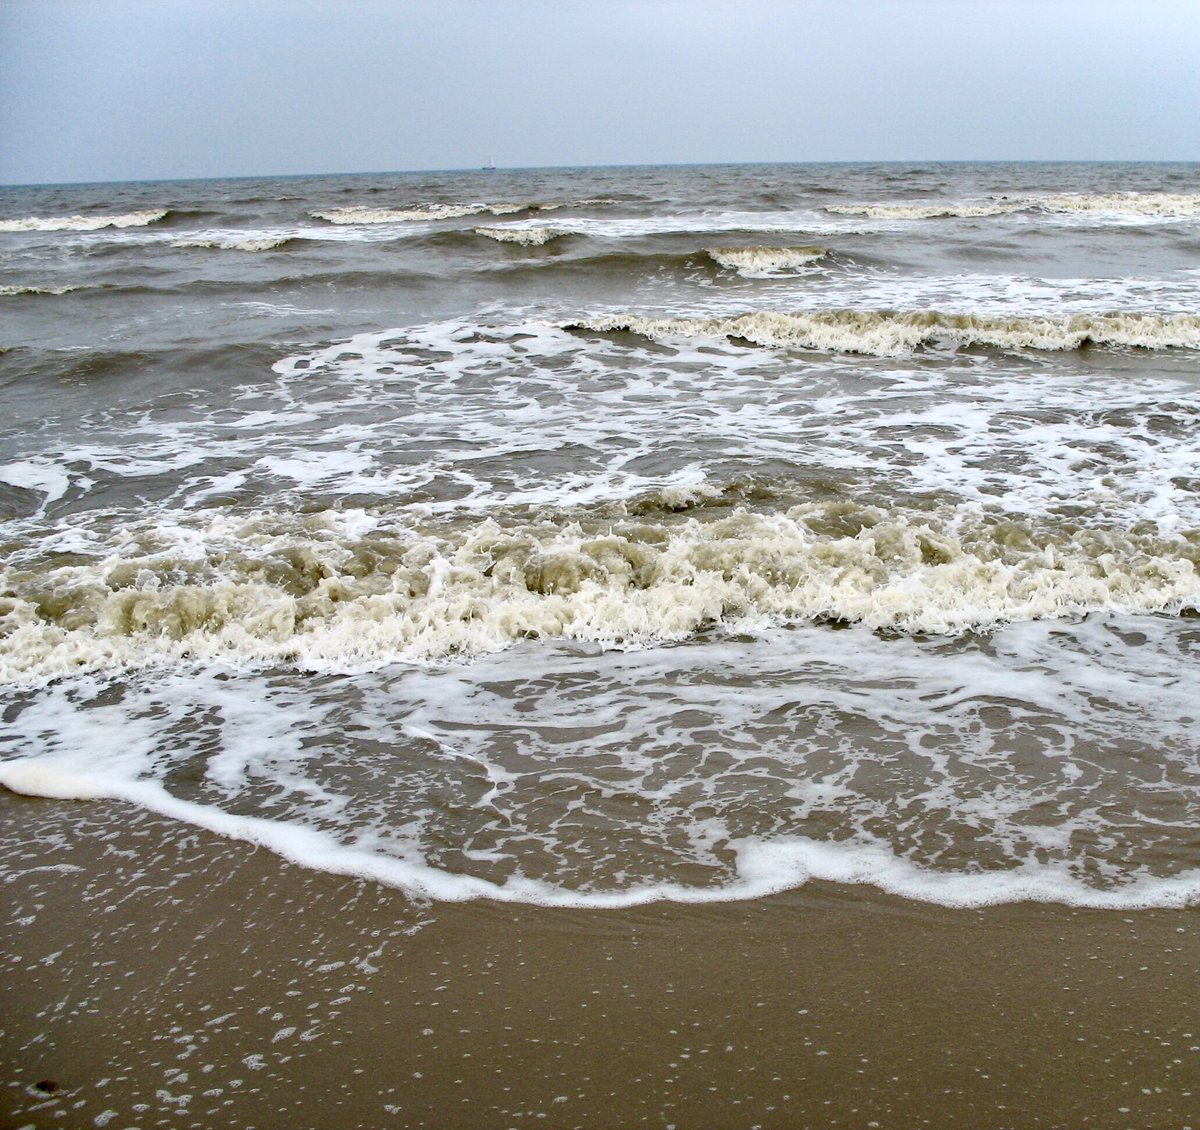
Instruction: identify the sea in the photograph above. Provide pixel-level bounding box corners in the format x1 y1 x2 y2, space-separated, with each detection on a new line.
2 161 1200 914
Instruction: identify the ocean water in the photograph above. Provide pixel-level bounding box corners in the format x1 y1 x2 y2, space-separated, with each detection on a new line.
2 161 1199 911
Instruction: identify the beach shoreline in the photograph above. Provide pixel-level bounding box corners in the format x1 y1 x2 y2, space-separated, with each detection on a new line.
4 793 1197 1130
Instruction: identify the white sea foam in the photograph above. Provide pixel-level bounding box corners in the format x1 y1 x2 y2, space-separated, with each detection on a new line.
0 460 72 508
704 245 828 276
475 225 568 245
0 760 124 801
575 309 1200 355
0 210 169 232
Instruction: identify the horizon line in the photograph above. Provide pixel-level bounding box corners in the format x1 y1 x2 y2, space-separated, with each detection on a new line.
2 156 1198 191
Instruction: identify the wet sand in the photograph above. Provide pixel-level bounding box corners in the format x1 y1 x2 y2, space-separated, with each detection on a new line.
2 793 1198 1130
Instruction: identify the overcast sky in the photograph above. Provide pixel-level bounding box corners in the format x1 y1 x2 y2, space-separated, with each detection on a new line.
1 0 1197 185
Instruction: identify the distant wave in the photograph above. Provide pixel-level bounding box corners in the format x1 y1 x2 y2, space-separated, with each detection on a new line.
704 245 828 276
0 284 83 296
170 234 299 252
311 198 622 225
312 203 524 224
1 502 1197 682
569 309 1200 356
827 192 1200 220
475 225 570 245
1032 192 1200 216
478 249 700 280
464 241 846 280
0 209 170 232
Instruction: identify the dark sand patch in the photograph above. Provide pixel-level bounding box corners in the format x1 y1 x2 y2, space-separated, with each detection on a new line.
2 793 1198 1129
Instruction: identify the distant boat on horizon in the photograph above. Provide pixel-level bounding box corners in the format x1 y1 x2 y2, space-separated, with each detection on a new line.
481 157 497 170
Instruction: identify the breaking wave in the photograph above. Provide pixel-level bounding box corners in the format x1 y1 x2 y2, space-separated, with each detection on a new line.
0 284 83 296
0 210 170 232
475 225 569 245
570 309 1200 356
704 245 829 276
312 203 523 224
311 198 622 225
170 234 299 252
2 503 1196 682
827 192 1200 220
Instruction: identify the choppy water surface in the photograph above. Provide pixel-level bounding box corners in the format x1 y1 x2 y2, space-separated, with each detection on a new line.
2 161 1199 908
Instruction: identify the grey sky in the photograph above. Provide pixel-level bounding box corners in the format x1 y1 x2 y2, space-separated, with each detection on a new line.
1 0 1197 185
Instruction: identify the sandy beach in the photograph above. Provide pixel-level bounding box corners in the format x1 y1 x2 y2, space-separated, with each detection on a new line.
4 792 1198 1129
